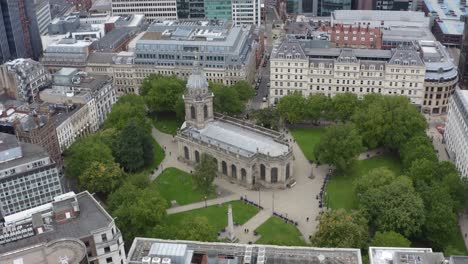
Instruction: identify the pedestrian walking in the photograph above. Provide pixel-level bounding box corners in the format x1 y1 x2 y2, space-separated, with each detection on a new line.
306 217 309 222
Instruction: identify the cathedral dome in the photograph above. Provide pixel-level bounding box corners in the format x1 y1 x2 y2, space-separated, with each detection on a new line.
186 61 209 95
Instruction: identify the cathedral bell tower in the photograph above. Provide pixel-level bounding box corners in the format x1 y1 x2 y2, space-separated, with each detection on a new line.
183 61 214 129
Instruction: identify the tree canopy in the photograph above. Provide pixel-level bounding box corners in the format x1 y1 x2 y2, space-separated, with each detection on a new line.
277 93 306 123
315 123 364 172
370 231 411 247
312 209 369 249
141 74 186 112
193 154 217 193
251 108 280 130
330 93 359 122
79 161 126 195
211 83 245 115
104 94 151 132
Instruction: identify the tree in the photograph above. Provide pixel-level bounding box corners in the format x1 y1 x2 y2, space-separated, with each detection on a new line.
112 188 167 242
251 108 280 130
107 182 140 212
354 168 396 197
176 216 216 241
141 75 186 112
277 93 306 123
304 94 331 123
358 176 425 237
193 154 217 193
104 94 151 132
79 161 125 195
406 158 438 192
312 209 369 249
64 135 115 179
330 93 359 122
315 123 364 172
370 231 411 247
400 136 437 169
232 81 255 102
211 83 245 115
114 119 154 172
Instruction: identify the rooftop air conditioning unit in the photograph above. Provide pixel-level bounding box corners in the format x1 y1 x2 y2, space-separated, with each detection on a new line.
142 257 152 264
152 257 161 264
244 255 251 264
162 258 171 264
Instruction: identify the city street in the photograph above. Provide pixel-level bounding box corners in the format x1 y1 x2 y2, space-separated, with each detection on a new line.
249 6 283 110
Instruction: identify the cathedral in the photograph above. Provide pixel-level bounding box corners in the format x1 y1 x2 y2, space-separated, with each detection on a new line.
175 63 294 189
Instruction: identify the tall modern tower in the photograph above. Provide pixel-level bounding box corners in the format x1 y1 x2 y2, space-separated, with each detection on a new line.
0 0 43 64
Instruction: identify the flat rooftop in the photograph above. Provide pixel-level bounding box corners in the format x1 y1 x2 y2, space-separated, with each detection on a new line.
331 10 429 24
424 0 466 35
128 238 363 264
0 238 86 264
181 119 290 158
0 141 49 173
369 247 444 264
0 192 114 254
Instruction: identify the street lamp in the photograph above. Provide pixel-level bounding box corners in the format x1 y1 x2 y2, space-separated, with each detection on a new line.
204 196 207 208
258 188 261 208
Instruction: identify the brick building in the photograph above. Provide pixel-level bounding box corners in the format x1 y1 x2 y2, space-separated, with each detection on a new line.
320 24 382 49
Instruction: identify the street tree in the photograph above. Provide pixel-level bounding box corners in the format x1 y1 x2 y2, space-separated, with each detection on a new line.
251 108 280 130
64 135 115 179
330 93 359 122
141 75 186 112
304 94 331 123
312 209 369 249
370 231 411 247
176 216 216 241
79 161 125 195
315 123 364 172
104 94 151 132
400 136 437 169
277 93 306 123
193 154 217 193
232 81 255 102
211 83 245 115
358 176 425 237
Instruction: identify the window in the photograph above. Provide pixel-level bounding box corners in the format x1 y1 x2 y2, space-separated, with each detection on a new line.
101 234 107 242
104 247 111 253
107 257 113 263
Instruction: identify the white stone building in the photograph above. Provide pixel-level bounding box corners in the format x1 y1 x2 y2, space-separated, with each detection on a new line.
444 89 468 179
269 40 426 105
111 0 178 21
176 63 293 189
231 0 262 26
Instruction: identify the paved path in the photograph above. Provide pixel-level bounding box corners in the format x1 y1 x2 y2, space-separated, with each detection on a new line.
151 127 326 243
233 210 271 244
167 194 239 214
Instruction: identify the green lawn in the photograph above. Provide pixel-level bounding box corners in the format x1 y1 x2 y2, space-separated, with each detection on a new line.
445 227 468 255
290 128 326 161
326 154 402 210
151 167 216 207
150 112 183 135
255 217 307 246
166 201 259 234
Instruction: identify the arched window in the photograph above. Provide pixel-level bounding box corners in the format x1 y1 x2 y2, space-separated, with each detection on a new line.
204 105 208 118
190 106 196 119
222 161 227 175
195 150 200 163
241 168 247 182
271 167 278 183
286 163 290 179
231 165 237 178
260 164 266 180
184 146 189 160
213 158 218 171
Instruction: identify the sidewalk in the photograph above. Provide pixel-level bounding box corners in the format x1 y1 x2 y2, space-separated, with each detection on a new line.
167 195 239 214
233 210 271 244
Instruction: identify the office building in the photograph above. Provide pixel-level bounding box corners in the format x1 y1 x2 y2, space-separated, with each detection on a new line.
204 0 232 20
34 0 52 35
0 132 61 217
0 0 43 63
132 20 257 87
269 39 426 106
128 238 363 264
419 40 458 115
445 89 468 179
422 0 465 46
354 0 416 11
0 191 127 264
232 0 262 26
330 10 430 28
319 24 382 49
111 0 178 21
369 247 445 264
0 58 51 103
41 38 94 71
319 0 352 16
